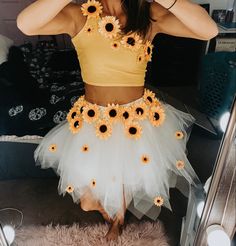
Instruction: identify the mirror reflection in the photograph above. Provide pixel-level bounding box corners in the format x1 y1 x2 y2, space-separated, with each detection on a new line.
0 0 235 245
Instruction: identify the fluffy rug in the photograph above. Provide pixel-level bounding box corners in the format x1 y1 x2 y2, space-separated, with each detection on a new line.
15 221 170 246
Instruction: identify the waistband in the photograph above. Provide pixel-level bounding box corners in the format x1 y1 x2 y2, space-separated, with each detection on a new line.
66 89 166 140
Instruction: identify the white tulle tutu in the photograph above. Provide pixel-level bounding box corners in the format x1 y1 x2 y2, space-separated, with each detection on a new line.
34 89 200 220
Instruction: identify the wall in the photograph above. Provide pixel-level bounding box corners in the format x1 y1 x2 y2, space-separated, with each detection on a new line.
194 0 235 11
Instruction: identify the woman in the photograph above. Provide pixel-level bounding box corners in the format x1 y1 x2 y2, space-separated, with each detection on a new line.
17 0 218 241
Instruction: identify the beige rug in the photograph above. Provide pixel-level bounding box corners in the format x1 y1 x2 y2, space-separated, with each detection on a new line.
15 221 170 246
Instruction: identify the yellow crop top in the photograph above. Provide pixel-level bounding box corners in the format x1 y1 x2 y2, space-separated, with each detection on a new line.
71 0 154 87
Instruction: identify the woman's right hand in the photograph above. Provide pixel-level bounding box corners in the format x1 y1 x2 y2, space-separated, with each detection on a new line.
16 0 84 37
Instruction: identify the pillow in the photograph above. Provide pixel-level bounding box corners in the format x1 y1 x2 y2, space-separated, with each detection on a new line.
0 34 14 65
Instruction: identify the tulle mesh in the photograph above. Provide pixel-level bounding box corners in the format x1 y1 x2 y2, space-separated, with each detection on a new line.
34 96 201 220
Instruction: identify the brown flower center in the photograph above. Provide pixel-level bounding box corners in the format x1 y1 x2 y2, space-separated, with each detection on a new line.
136 107 144 115
127 37 135 46
129 127 137 135
105 23 114 32
123 111 129 119
88 6 96 13
109 109 117 117
71 112 76 119
88 109 95 117
74 121 80 128
154 112 160 121
80 106 84 114
100 125 107 133
147 96 153 103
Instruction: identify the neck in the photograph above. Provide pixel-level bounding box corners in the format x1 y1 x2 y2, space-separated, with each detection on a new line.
100 0 123 16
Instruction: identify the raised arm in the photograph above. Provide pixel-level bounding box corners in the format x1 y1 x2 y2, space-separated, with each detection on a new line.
151 0 218 40
16 0 84 37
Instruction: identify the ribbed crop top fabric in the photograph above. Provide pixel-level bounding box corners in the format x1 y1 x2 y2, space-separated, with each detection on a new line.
71 0 154 87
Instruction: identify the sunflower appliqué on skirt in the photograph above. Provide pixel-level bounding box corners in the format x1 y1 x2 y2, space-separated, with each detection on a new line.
66 89 166 140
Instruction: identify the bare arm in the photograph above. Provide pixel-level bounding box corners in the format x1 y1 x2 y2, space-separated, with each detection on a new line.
152 0 218 40
16 0 84 37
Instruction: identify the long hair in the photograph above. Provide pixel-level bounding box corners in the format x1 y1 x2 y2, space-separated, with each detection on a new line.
121 0 153 38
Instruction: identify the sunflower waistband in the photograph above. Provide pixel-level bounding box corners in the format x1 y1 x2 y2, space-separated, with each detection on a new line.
66 89 166 140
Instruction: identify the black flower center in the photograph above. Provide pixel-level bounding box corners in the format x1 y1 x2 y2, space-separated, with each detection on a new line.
105 23 114 32
74 121 80 128
154 112 160 121
123 111 129 119
127 37 135 46
113 43 118 48
71 112 77 119
87 28 91 32
147 96 153 103
109 109 117 117
88 5 96 13
129 127 137 135
136 107 144 115
147 46 151 55
88 109 95 117
100 125 107 133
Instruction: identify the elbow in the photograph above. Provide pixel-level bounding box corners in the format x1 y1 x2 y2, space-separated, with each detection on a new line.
16 15 34 36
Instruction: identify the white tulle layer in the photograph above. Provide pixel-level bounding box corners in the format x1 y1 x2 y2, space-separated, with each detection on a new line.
34 96 200 220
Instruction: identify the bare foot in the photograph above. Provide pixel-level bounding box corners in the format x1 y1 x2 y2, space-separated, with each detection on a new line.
105 221 121 241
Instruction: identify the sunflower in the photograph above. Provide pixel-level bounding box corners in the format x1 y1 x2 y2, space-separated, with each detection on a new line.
98 16 121 39
121 33 143 50
176 160 185 170
154 196 164 207
48 144 57 153
91 179 96 188
81 144 89 152
175 131 184 139
69 117 83 134
82 104 100 124
125 121 142 140
143 89 156 106
144 40 154 61
74 99 87 115
104 103 120 122
132 102 148 121
95 119 112 140
81 0 103 18
111 41 121 50
149 106 166 127
66 185 74 193
66 107 79 123
119 106 134 123
141 154 150 165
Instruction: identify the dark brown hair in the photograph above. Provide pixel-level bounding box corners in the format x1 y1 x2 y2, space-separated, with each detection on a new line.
121 0 153 38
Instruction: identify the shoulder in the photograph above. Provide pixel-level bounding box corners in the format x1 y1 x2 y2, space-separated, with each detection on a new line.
64 2 86 37
63 2 83 19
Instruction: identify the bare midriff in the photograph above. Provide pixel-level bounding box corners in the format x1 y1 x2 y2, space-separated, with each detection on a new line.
84 83 145 106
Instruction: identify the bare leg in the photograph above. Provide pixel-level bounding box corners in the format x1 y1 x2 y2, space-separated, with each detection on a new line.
105 185 126 241
80 190 112 223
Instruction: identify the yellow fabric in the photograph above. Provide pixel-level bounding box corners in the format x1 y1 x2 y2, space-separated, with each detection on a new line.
71 2 152 87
